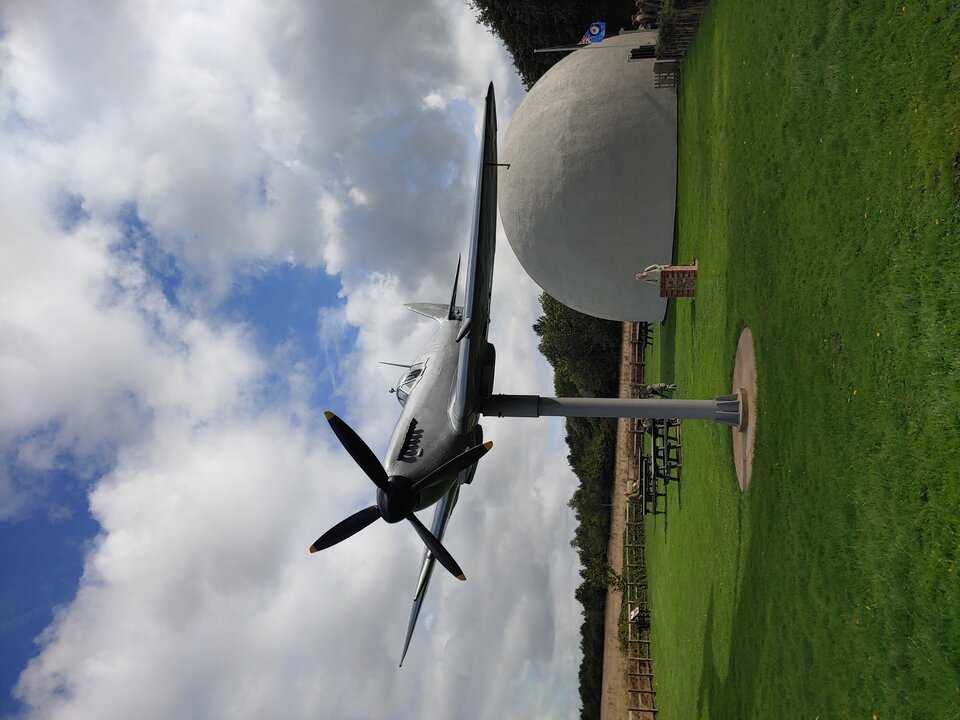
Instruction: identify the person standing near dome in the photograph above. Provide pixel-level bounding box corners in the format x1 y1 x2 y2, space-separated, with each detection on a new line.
636 264 668 283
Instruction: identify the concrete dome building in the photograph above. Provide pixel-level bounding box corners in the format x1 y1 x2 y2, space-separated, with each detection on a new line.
499 31 677 321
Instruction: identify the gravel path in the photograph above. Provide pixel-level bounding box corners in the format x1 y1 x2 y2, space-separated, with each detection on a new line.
598 323 635 720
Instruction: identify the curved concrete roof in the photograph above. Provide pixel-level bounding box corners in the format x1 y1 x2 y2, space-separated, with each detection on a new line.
499 31 677 321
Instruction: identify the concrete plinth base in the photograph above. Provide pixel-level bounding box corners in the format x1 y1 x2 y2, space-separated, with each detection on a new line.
732 328 758 491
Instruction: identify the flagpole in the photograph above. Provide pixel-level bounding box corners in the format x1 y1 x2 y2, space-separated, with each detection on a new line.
533 43 644 54
534 21 609 54
533 44 588 54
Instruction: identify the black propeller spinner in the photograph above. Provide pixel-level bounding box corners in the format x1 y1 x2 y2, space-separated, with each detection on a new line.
310 411 492 581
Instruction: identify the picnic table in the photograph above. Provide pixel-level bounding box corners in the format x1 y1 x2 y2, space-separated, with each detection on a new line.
652 418 682 486
639 452 665 516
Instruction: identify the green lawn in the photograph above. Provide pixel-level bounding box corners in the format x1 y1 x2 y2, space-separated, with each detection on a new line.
644 1 960 718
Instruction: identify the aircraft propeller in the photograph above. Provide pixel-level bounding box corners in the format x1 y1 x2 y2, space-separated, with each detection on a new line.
310 411 492 581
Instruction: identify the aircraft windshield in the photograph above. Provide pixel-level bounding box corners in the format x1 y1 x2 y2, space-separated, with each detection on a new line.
395 362 426 406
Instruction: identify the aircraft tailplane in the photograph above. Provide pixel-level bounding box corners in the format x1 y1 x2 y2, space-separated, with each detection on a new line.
404 303 456 322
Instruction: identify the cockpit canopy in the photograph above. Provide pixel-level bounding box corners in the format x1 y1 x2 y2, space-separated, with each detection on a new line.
395 361 426 406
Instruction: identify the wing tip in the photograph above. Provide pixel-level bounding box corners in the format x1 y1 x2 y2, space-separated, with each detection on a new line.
323 410 334 420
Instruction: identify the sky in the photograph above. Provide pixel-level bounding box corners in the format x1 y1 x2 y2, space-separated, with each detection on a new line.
0 2 585 718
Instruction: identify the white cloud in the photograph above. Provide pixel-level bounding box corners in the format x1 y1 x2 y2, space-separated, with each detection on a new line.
1 1 581 718
423 91 449 111
347 186 370 207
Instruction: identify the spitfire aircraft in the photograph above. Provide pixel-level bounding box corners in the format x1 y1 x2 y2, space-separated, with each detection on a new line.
309 83 744 666
310 83 501 666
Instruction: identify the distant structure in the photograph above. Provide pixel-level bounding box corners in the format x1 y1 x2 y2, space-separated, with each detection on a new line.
641 0 713 60
499 30 678 322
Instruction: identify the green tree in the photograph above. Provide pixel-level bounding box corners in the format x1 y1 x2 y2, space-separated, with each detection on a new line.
469 0 636 88
531 292 622 719
583 561 627 593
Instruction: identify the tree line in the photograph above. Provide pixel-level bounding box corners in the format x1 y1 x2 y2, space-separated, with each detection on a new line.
533 293 622 720
470 0 636 88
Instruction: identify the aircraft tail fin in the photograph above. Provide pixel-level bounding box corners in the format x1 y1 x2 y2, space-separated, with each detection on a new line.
448 255 461 320
402 257 463 323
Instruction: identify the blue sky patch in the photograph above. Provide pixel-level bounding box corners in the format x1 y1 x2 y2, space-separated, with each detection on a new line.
53 191 90 233
112 202 185 309
0 464 101 716
221 263 355 417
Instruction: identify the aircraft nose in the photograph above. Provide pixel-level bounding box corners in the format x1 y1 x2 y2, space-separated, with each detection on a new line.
377 476 418 523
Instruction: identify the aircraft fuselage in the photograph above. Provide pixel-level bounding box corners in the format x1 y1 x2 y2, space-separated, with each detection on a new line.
383 317 474 511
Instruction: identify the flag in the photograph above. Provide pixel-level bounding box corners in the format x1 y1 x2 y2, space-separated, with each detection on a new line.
579 21 606 45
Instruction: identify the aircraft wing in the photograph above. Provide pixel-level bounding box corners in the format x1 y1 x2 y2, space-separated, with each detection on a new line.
399 479 462 667
451 83 498 431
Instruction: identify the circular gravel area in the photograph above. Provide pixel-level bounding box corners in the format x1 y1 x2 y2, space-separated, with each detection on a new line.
732 328 758 491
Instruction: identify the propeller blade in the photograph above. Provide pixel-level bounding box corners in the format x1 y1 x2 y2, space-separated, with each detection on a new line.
407 513 466 581
310 505 381 553
411 441 493 495
324 411 389 491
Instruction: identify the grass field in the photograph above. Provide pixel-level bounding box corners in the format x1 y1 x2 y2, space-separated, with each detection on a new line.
644 1 960 718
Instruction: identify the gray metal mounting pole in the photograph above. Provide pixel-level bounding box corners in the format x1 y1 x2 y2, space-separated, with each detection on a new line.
480 393 744 429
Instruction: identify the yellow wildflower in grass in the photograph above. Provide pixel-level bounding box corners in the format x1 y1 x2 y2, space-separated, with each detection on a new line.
853 389 859 395
876 331 881 337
